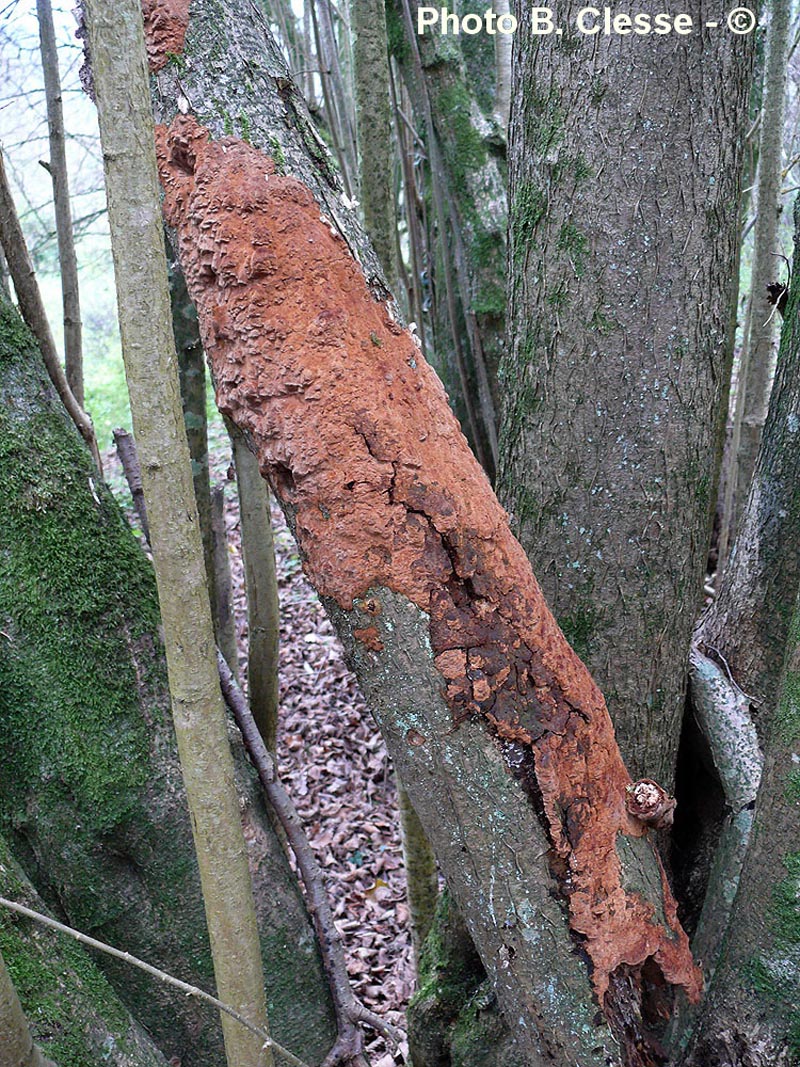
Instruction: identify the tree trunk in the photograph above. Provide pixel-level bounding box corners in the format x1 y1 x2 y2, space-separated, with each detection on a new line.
171 261 218 619
352 0 398 292
725 0 792 559
681 584 800 1064
230 426 281 754
146 3 704 1053
0 178 334 1067
0 832 169 1067
698 196 800 736
498 2 754 784
211 484 240 677
0 150 99 469
84 2 272 1061
672 197 800 1065
396 784 438 969
389 0 505 473
36 0 83 407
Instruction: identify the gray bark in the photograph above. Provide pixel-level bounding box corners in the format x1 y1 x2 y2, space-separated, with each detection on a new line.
498 1 755 784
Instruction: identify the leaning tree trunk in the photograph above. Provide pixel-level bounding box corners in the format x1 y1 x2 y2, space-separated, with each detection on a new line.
144 4 703 1063
36 0 83 407
498 2 754 785
0 272 335 1065
698 195 800 739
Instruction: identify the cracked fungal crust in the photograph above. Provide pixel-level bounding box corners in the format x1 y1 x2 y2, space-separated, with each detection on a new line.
154 114 702 1006
142 0 189 72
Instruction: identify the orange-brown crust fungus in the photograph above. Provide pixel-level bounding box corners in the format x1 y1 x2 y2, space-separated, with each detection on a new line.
154 113 702 1007
354 626 384 653
141 0 189 72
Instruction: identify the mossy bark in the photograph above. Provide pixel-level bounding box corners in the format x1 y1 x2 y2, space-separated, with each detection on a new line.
498 4 755 784
0 833 167 1067
407 889 522 1067
0 284 335 1064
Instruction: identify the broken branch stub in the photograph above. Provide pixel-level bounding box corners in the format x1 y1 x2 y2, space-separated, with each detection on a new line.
154 113 701 1017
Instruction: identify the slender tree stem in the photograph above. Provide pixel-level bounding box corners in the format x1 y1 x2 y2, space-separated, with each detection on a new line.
83 2 271 1062
230 424 281 753
37 0 84 406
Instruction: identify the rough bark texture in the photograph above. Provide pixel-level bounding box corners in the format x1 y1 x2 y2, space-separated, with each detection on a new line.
498 2 754 785
0 252 334 1066
153 95 701 1062
0 833 168 1067
699 196 800 739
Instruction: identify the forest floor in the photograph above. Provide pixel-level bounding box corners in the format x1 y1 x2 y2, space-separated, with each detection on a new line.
107 440 416 1065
